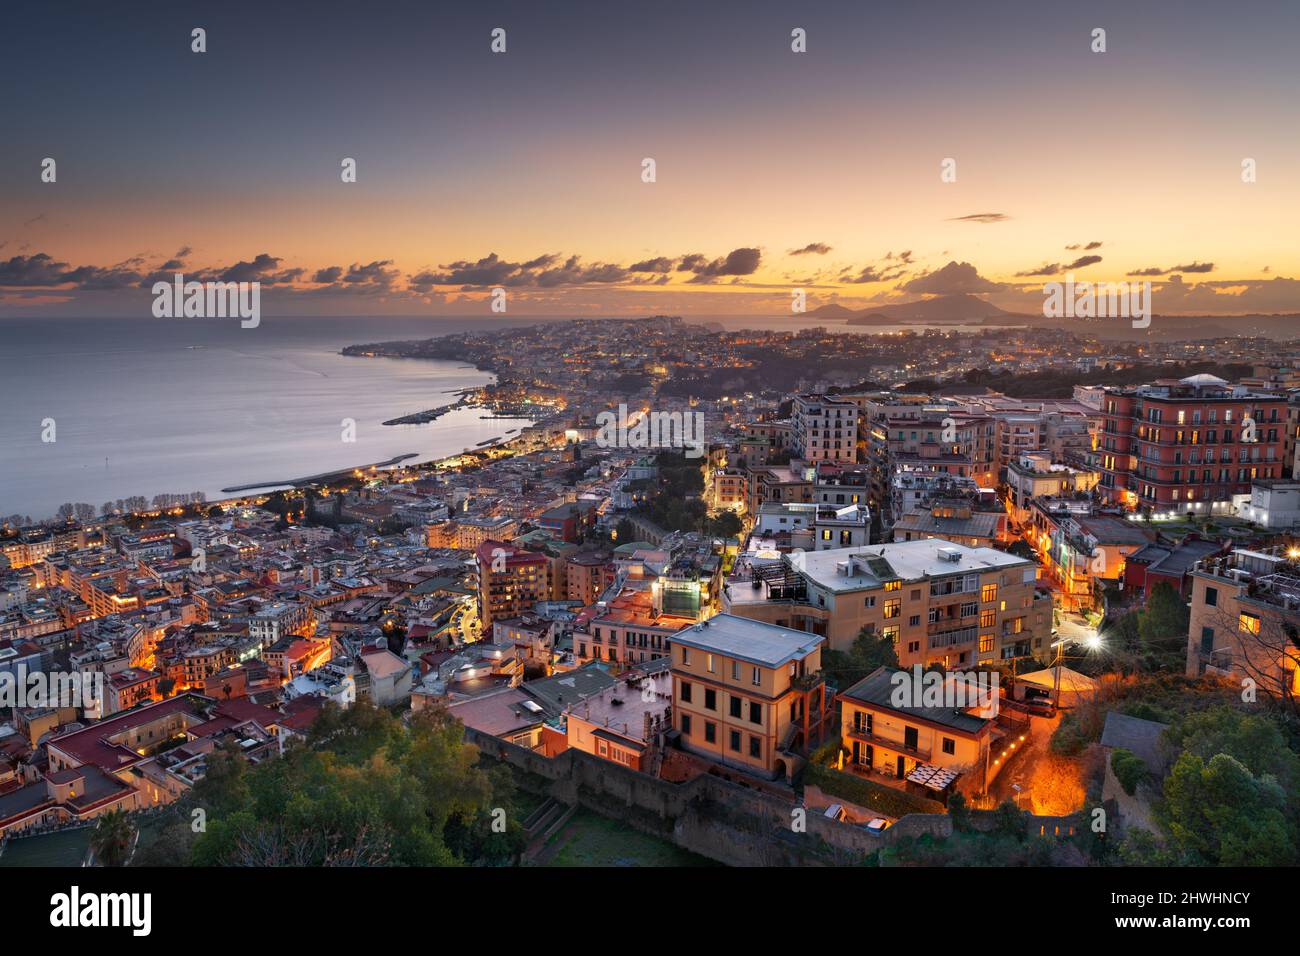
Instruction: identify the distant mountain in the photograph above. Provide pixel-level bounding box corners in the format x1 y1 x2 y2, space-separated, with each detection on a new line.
844 293 1018 325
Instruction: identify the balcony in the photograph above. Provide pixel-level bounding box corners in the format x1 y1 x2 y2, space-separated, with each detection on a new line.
845 725 931 762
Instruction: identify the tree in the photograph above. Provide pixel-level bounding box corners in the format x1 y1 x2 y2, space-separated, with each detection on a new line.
90 809 136 866
1160 752 1296 865
820 628 900 689
1110 748 1146 795
614 518 637 543
1126 582 1192 672
188 702 513 867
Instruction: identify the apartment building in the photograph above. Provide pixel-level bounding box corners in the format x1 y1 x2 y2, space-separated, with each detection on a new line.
725 540 1052 666
475 540 550 628
1186 546 1300 702
1005 451 1099 526
790 395 859 464
881 413 998 488
671 613 831 781
839 666 999 792
573 585 694 670
710 468 748 514
893 498 1008 550
1096 375 1287 514
564 663 673 771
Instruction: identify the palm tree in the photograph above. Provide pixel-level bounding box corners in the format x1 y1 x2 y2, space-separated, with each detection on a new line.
90 809 135 867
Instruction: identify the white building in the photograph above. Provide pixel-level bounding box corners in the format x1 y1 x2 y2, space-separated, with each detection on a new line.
790 395 858 464
1239 480 1300 529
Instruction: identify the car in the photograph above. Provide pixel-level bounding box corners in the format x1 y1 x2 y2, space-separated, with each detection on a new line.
864 818 890 833
1019 696 1055 714
823 803 845 821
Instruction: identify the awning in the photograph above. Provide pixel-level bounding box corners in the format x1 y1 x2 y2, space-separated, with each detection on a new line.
906 763 959 791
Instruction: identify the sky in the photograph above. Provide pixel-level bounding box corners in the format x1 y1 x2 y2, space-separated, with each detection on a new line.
2 0 1299 317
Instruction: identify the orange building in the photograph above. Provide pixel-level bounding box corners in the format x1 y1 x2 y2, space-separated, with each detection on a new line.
671 613 831 782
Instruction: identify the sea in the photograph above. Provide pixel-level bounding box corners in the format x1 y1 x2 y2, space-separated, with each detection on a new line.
0 316 544 522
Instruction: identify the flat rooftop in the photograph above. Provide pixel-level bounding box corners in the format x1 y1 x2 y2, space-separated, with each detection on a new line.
796 540 1031 592
673 613 823 668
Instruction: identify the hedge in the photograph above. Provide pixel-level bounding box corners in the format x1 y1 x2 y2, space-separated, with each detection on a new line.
1110 748 1146 796
804 764 946 819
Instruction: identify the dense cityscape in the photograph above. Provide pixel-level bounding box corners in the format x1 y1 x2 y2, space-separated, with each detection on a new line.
3 314 1298 878
4 0 1297 938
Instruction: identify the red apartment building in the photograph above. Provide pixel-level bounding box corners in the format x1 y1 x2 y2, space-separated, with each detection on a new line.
1096 375 1286 515
475 540 550 628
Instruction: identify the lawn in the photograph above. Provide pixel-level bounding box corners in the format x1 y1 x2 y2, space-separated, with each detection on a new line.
0 827 92 867
539 808 717 867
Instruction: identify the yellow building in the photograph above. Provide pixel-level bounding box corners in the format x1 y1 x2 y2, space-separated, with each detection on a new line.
725 540 1053 666
671 613 831 781
838 666 1001 794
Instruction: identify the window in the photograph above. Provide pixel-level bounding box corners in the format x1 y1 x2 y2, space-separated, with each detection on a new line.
1204 586 1218 608
681 714 692 736
680 681 692 703
729 730 741 752
864 596 876 608
883 625 900 644
706 653 715 673
853 711 872 734
681 647 690 665
1200 626 1215 654
749 736 761 758
751 666 761 686
979 634 994 653
704 721 716 744
883 599 901 619
981 583 997 603
749 701 762 725
909 615 921 627
704 688 717 711
1239 612 1261 635
885 579 901 591
979 609 996 628
729 696 742 718
731 660 739 680
942 737 955 755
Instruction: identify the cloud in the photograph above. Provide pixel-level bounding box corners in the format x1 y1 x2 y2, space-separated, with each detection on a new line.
1128 261 1215 276
900 260 1004 294
948 213 1009 224
312 266 344 283
684 247 762 283
788 242 832 256
1015 255 1103 277
628 256 675 273
1066 241 1103 251
217 253 284 283
0 253 73 286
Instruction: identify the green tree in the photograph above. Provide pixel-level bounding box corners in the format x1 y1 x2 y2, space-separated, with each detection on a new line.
820 628 900 689
1161 752 1296 865
90 808 136 867
1110 748 1146 796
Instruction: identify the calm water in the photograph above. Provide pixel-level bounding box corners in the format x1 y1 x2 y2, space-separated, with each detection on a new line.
0 316 541 521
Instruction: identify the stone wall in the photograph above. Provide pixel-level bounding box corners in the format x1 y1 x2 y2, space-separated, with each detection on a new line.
467 728 1081 866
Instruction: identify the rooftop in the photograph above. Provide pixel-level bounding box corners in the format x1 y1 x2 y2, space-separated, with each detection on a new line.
839 667 991 735
795 540 1031 592
673 613 823 668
